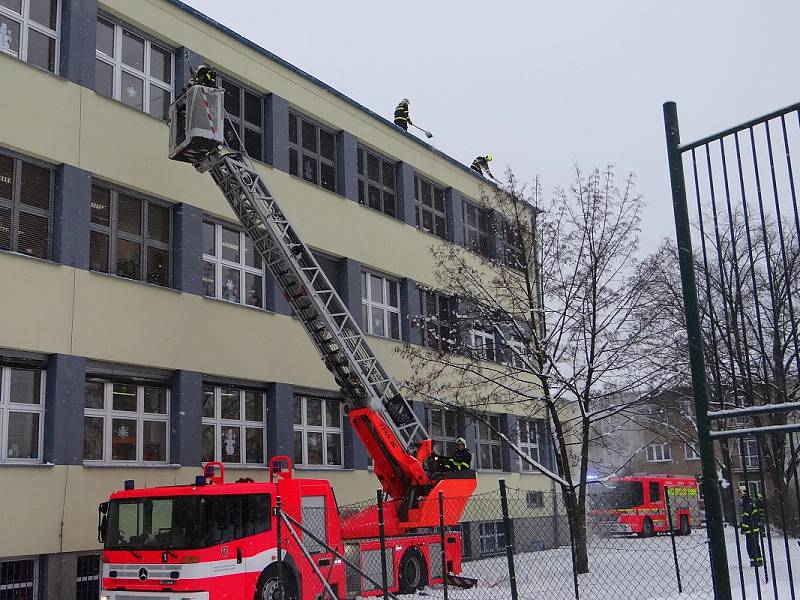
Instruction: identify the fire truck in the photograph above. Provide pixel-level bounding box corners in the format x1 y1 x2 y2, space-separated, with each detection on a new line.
97 79 478 600
587 476 700 537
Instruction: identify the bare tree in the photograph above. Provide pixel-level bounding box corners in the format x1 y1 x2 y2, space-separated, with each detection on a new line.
400 166 675 573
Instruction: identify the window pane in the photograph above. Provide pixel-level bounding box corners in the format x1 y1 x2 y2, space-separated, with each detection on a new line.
293 430 303 464
0 205 9 251
7 412 39 459
306 397 322 426
112 384 137 411
434 188 445 212
367 153 380 182
111 418 137 461
389 313 400 340
301 120 317 152
149 84 170 120
202 261 215 297
223 119 240 151
244 235 262 269
116 239 141 279
0 154 12 200
90 185 111 226
120 71 144 110
320 162 335 192
17 211 48 258
9 369 39 404
221 426 240 462
221 267 240 302
147 203 169 242
143 387 167 414
202 386 215 418
0 0 21 14
220 388 240 420
245 272 263 308
121 30 144 70
326 433 342 466
202 424 215 462
222 80 240 117
383 192 395 217
244 91 262 126
289 148 298 176
117 194 141 234
288 113 297 144
146 246 169 286
382 162 395 190
143 421 167 461
27 29 55 71
20 162 50 210
306 432 323 465
370 274 383 303
96 17 114 56
491 444 501 469
95 59 113 97
435 216 446 239
84 416 104 461
302 155 318 184
244 391 263 422
244 129 263 161
221 227 240 262
357 180 365 205
325 400 340 428
150 44 171 84
371 308 385 337
367 185 381 211
29 0 57 29
85 381 104 409
202 221 216 256
0 15 20 58
319 129 335 161
293 396 302 425
357 149 364 175
246 427 264 463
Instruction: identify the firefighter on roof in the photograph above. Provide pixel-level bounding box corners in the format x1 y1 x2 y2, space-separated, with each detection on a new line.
394 98 412 130
740 490 764 568
471 155 495 179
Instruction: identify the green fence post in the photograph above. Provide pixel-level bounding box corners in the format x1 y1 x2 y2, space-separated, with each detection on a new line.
663 100 733 600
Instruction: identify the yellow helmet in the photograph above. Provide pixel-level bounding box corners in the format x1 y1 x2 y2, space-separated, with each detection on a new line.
486 155 493 161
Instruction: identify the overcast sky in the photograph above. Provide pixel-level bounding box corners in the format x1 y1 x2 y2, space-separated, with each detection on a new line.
183 0 800 254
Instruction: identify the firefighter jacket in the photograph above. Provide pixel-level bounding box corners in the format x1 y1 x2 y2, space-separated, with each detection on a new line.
447 447 472 471
740 494 763 534
394 101 411 128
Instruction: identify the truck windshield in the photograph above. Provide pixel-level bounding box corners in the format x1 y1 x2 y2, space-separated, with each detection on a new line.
105 494 271 550
589 482 644 509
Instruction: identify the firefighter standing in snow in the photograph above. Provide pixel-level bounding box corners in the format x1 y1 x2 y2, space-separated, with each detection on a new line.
740 490 764 567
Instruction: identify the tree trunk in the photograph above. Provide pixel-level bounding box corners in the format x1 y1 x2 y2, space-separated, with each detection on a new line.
564 488 589 574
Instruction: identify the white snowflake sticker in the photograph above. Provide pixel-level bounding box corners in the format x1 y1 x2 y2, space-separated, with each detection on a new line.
117 424 130 439
223 429 237 456
126 86 138 99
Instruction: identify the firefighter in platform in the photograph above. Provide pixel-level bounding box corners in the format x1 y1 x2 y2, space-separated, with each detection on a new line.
189 64 217 89
740 489 764 568
446 437 472 471
394 98 412 130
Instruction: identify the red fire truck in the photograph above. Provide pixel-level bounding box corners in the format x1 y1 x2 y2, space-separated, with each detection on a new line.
97 79 478 599
588 476 700 537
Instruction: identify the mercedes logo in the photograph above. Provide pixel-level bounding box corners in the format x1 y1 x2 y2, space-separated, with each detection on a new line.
138 567 148 581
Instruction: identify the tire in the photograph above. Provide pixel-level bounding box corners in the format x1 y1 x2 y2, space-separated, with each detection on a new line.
256 566 298 600
639 518 655 538
398 548 428 594
678 515 691 536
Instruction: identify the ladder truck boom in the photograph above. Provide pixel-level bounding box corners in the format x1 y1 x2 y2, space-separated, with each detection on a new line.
169 84 475 525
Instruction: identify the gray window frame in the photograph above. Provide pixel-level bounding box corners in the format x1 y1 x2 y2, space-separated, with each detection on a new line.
0 556 39 599
357 146 397 218
201 384 267 466
0 0 60 73
0 151 53 260
420 290 456 352
414 175 447 239
462 199 490 257
518 418 543 471
501 217 525 269
292 393 343 468
478 521 505 556
75 553 101 600
0 365 45 464
218 75 264 161
361 270 401 340
288 112 337 193
476 415 503 471
89 181 172 287
645 442 672 463
425 406 460 456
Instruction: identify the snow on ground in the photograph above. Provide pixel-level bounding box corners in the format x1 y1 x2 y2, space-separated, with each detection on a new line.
410 527 798 600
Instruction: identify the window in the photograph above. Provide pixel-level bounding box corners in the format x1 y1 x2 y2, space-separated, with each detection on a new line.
501 217 525 269
519 418 543 471
293 394 342 467
646 442 672 463
94 16 173 120
470 329 496 361
526 490 545 508
0 366 44 463
426 407 459 456
476 416 502 471
219 77 264 161
685 443 700 461
420 291 456 351
0 153 52 259
83 381 169 464
357 147 397 218
89 183 171 287
0 0 59 72
288 113 336 192
739 438 759 470
202 385 266 465
414 176 447 239
0 557 38 599
463 200 490 257
649 481 662 503
76 554 100 600
202 220 265 308
361 271 401 340
504 338 528 369
478 521 505 555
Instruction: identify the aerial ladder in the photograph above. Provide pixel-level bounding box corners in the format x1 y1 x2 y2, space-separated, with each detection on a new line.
169 80 476 534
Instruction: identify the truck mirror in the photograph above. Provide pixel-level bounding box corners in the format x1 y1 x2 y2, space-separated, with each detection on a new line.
98 502 109 544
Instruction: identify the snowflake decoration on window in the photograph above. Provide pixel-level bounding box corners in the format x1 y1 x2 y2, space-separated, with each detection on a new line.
117 424 130 439
126 86 138 99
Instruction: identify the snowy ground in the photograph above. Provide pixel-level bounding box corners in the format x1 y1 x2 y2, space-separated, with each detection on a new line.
409 527 799 600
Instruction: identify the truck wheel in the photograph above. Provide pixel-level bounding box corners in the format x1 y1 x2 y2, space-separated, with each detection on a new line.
256 566 298 600
679 515 691 536
398 548 427 594
639 518 655 538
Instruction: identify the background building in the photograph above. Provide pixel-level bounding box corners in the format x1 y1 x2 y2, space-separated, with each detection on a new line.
0 0 552 597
